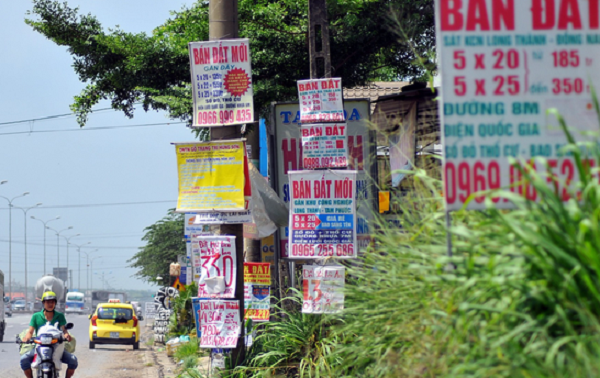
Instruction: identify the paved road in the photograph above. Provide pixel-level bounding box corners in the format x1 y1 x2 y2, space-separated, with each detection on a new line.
0 312 152 378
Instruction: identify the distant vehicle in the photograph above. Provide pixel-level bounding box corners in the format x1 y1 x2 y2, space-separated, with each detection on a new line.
0 270 6 341
13 300 26 311
91 290 127 314
65 291 85 314
89 302 139 350
34 274 66 312
6 302 12 317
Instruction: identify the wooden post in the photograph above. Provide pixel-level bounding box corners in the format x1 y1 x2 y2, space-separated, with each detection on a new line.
308 0 332 79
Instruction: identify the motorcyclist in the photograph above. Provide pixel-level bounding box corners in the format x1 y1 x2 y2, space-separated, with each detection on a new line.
20 291 78 378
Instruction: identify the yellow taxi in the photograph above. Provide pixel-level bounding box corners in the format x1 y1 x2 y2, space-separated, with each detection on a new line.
88 300 140 350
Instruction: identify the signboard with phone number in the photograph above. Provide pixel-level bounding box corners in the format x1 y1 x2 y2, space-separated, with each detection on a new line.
436 0 600 210
288 170 357 259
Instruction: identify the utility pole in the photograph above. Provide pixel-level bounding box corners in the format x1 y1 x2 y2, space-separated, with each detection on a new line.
208 0 245 367
309 0 332 79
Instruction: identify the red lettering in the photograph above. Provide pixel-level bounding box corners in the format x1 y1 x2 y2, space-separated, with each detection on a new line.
347 136 363 170
466 0 490 31
441 0 464 31
492 0 515 30
558 0 582 30
532 0 555 30
281 139 298 174
591 0 600 29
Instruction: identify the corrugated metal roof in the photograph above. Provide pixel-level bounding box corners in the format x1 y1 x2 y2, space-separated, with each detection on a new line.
343 82 410 112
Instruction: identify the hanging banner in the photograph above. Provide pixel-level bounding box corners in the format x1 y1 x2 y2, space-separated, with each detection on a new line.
188 39 254 127
187 211 253 226
199 300 241 348
184 214 212 236
192 297 202 338
273 100 377 259
191 235 237 298
297 78 345 123
302 265 345 314
288 170 358 259
243 263 271 322
435 0 600 210
174 140 246 212
301 123 349 169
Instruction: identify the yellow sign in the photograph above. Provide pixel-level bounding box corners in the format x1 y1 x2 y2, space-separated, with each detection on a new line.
175 141 246 212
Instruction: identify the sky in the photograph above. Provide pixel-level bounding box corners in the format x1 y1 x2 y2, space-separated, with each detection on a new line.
0 0 197 293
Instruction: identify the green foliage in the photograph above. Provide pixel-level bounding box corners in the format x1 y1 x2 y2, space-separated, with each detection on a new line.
225 290 341 378
26 0 435 126
169 283 199 338
127 210 185 284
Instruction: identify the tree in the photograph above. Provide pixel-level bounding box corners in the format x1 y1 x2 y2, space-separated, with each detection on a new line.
26 0 435 127
128 210 185 284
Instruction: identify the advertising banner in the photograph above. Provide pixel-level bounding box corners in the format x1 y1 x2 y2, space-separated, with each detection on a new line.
289 170 357 259
184 214 212 236
243 263 270 322
188 210 253 225
199 300 241 348
273 100 377 259
297 78 345 123
302 265 345 314
301 123 348 169
191 235 237 298
175 140 246 212
435 0 600 210
188 39 253 127
144 302 158 320
192 297 202 338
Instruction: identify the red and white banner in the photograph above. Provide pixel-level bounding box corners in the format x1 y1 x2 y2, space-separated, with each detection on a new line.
199 300 240 348
302 265 345 314
192 235 236 298
297 78 345 123
301 123 349 169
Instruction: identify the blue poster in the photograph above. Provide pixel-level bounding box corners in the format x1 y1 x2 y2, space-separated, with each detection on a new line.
192 297 202 338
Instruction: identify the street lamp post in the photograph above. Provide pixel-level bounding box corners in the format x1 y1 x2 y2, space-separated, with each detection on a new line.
89 255 102 291
1 191 29 299
82 249 99 292
63 234 80 288
72 242 91 290
14 203 42 303
31 216 60 274
46 226 73 269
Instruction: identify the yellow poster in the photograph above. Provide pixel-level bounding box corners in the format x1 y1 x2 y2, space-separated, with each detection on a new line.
175 140 245 212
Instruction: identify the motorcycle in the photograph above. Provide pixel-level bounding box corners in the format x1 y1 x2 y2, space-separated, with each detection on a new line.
17 322 74 378
6 302 12 317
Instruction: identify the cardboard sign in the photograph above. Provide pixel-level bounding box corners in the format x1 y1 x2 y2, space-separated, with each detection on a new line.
144 302 158 320
192 235 237 298
435 0 600 210
175 141 247 212
188 39 254 127
288 170 358 259
302 265 345 314
297 78 345 123
301 123 348 169
199 300 241 348
243 263 271 322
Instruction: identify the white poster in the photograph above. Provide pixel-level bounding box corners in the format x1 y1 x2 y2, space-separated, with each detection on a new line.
189 210 253 225
288 170 358 259
302 265 345 314
436 0 600 210
188 39 254 127
191 235 237 298
301 123 349 169
199 300 241 348
297 78 345 123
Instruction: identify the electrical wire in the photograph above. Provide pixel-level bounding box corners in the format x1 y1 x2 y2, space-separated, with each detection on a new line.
0 121 188 136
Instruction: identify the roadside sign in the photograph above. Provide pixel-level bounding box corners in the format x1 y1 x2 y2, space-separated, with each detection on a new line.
436 0 600 210
191 235 237 298
188 39 253 127
199 300 241 348
144 302 158 320
273 100 377 258
302 265 345 314
297 78 345 123
300 123 348 169
288 170 358 259
243 263 270 322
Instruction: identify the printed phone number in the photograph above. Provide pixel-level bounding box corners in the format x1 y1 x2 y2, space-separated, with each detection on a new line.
303 156 347 169
196 109 252 125
291 243 355 257
445 158 598 205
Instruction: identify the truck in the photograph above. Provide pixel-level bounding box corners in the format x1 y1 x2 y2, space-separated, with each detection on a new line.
90 290 127 314
34 274 67 312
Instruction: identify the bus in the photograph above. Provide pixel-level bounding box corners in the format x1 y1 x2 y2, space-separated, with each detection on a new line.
65 291 85 314
90 290 127 314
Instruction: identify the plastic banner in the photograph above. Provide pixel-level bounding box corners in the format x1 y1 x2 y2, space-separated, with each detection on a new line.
199 300 241 348
175 140 246 212
302 265 345 314
288 170 358 259
191 235 237 298
243 263 271 322
301 123 348 169
435 0 600 210
188 39 254 127
192 297 202 338
297 78 345 123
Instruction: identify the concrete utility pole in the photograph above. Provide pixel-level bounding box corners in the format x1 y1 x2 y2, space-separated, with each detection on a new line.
309 0 332 78
208 0 245 366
